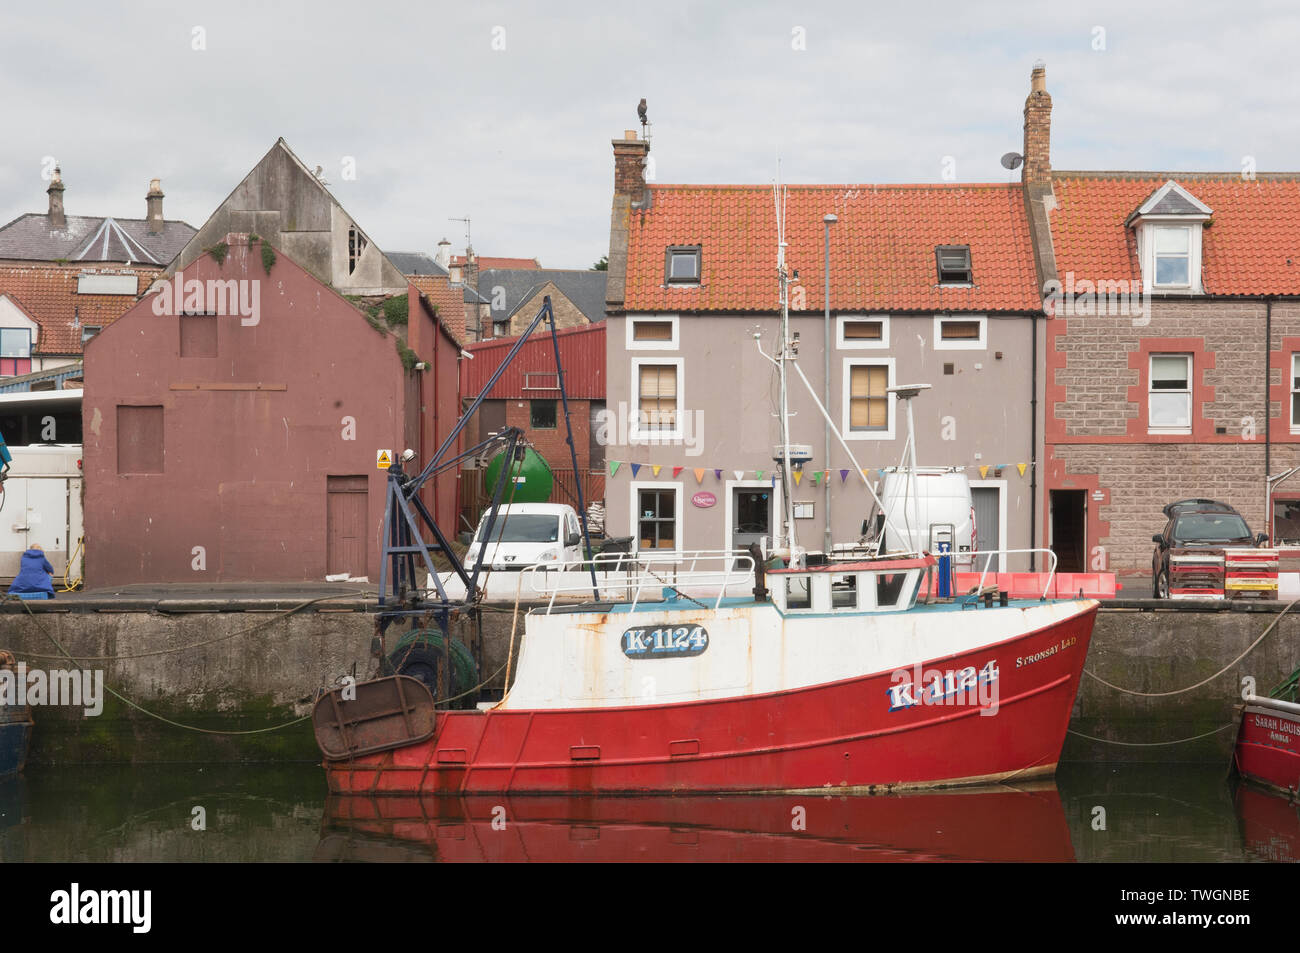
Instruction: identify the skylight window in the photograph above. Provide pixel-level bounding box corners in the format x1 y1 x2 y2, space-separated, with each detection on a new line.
666 246 701 284
936 246 972 284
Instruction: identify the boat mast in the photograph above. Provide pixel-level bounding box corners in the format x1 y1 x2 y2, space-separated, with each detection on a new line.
774 179 798 560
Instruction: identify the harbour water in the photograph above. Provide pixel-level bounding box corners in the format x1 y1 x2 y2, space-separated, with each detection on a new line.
1 762 1293 863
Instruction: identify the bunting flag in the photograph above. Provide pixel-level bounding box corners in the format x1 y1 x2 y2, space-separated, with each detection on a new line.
672 466 683 478
979 465 989 479
877 469 886 478
793 471 803 486
694 468 706 484
714 469 723 480
861 469 871 481
755 470 764 480
651 464 662 477
630 463 642 478
823 470 832 484
609 461 621 478
840 469 850 483
810 471 820 486
1017 463 1027 477
734 470 745 482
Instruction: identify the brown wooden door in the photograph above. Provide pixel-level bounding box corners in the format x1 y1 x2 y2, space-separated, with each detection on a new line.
327 476 368 576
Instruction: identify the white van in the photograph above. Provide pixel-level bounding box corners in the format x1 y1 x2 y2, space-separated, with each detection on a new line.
464 503 585 571
866 468 976 565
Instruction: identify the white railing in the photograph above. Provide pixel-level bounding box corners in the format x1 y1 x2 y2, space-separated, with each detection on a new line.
961 548 1060 601
523 550 756 614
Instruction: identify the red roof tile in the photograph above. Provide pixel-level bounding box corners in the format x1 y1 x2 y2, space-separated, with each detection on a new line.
451 255 540 270
624 184 1040 313
1051 174 1300 295
0 264 157 354
410 274 469 345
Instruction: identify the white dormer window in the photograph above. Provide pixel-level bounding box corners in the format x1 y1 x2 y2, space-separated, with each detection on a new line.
1153 226 1191 287
1128 181 1212 295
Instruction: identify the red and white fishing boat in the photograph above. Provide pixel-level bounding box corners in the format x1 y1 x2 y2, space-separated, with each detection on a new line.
1233 692 1300 798
316 549 1096 795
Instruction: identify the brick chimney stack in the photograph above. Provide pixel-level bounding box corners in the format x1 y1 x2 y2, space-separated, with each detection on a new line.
47 167 66 230
464 246 478 291
606 130 650 314
146 178 165 234
1022 62 1052 189
613 130 650 206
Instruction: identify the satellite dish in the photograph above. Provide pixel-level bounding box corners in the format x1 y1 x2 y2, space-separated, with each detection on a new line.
1000 152 1024 170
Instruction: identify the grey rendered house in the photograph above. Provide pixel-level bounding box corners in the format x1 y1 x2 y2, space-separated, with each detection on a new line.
601 128 1046 570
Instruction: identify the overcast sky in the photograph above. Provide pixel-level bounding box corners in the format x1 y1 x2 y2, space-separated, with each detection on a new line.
2 1 1297 270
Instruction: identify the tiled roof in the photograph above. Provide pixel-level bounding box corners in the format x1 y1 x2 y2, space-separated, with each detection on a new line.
450 255 540 270
0 213 195 264
479 268 608 324
389 251 449 277
409 274 469 345
1051 174 1300 295
0 265 152 354
623 184 1040 313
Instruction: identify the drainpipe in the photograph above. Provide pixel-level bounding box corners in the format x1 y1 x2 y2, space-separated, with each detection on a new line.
1029 312 1038 571
823 214 837 554
1265 298 1272 535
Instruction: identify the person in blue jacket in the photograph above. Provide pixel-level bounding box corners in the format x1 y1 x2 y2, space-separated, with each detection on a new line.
9 544 55 598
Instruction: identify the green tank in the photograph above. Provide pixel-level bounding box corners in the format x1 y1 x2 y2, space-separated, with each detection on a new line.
483 447 553 503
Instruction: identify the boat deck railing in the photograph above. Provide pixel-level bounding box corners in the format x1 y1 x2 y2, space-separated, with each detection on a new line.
524 550 757 614
963 548 1060 601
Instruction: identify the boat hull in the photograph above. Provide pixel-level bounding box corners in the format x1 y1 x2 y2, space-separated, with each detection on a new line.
1234 700 1300 797
325 601 1097 795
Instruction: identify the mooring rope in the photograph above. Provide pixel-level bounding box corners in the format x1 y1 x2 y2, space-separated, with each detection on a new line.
6 589 370 661
492 573 526 710
1083 595 1300 698
1066 724 1238 747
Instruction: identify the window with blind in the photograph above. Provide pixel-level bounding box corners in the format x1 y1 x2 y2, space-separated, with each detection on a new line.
848 363 889 432
837 315 889 349
627 316 679 350
636 363 678 432
933 315 986 350
1149 354 1192 433
1292 354 1300 434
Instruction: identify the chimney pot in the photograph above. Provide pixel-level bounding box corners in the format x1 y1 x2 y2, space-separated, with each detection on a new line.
46 166 66 230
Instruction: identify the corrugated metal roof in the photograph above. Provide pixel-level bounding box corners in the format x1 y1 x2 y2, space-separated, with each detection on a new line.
461 322 604 400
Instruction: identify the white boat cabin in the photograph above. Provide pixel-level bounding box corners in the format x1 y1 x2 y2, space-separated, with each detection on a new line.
769 556 933 614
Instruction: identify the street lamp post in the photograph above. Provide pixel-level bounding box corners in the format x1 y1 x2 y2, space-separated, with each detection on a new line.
823 213 837 555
